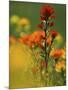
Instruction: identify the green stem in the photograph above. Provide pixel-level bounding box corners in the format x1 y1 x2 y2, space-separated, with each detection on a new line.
44 20 48 70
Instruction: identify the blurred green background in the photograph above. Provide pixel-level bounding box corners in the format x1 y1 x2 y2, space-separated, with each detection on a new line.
9 1 66 41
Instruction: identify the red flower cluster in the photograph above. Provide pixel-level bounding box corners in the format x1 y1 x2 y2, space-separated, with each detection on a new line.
40 5 54 20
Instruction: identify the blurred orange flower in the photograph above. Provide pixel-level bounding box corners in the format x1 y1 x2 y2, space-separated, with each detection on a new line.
61 49 66 59
55 60 65 72
18 30 45 48
18 35 30 43
50 49 64 59
18 35 34 48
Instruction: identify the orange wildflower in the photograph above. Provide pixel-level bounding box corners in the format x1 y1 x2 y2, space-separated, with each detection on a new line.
18 35 34 48
18 30 45 48
33 30 45 39
55 60 65 72
30 30 45 47
19 35 30 43
51 49 64 59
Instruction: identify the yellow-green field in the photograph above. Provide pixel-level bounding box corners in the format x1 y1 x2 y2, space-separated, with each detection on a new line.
9 43 44 88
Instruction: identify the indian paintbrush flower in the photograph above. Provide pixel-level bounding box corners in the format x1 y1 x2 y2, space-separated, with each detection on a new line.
40 5 54 21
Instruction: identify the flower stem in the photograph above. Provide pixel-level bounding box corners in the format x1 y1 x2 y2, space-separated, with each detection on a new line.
44 20 48 71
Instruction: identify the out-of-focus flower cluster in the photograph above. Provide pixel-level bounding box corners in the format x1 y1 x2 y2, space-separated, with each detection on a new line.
10 15 30 27
18 30 59 48
18 30 45 48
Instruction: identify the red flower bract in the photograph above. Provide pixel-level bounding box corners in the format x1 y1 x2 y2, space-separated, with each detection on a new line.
38 24 43 29
48 22 54 27
50 15 56 19
40 5 54 20
40 16 46 20
50 30 58 38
